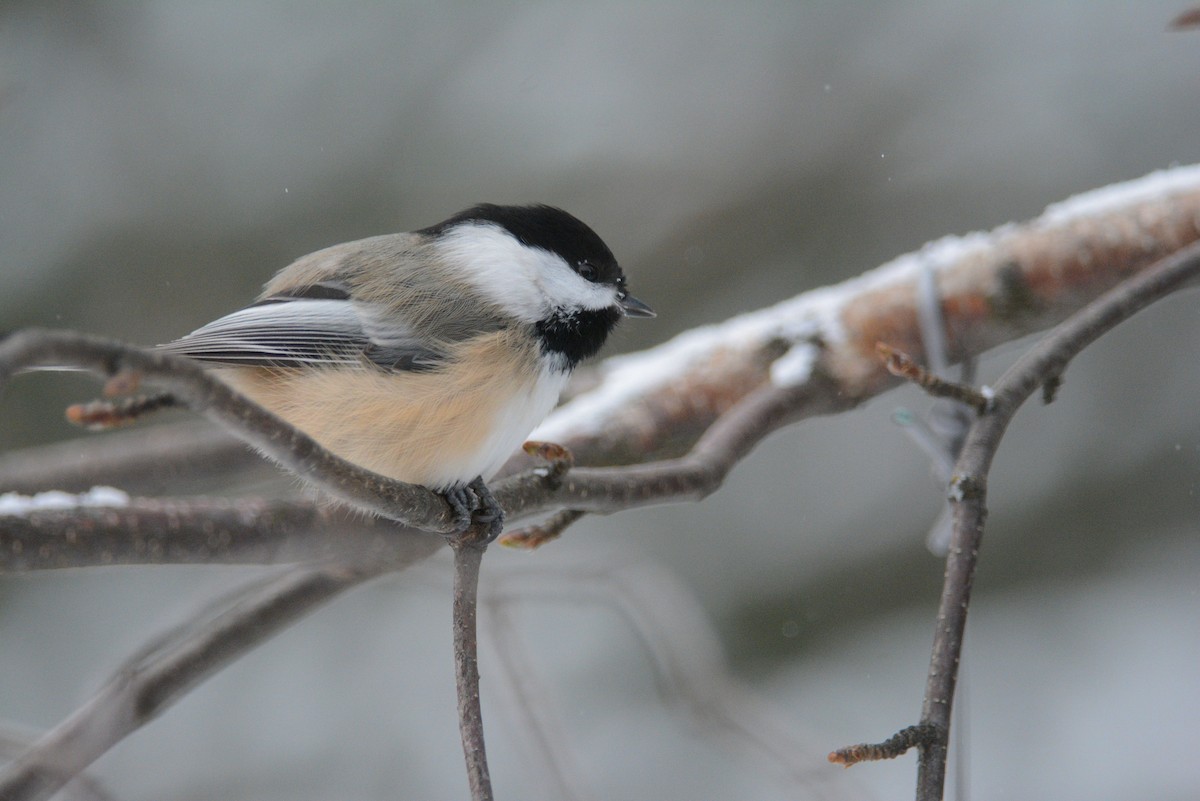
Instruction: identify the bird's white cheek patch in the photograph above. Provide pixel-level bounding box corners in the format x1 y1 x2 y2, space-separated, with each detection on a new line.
437 224 548 321
437 223 617 320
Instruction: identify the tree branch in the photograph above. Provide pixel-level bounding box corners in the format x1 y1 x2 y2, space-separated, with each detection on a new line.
0 331 462 533
0 496 413 569
0 530 442 801
0 420 251 496
0 724 116 801
527 164 1200 465
451 538 493 801
913 239 1200 800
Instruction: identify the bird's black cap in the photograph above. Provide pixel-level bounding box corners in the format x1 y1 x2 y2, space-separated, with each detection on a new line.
421 203 623 287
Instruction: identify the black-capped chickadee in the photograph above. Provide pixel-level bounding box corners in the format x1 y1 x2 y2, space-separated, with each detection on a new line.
160 204 654 536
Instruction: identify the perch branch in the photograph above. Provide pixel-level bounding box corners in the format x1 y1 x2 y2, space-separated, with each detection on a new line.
0 331 462 534
451 536 493 801
0 375 813 571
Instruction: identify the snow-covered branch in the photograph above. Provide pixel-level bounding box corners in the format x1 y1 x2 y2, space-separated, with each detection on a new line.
3 164 1200 568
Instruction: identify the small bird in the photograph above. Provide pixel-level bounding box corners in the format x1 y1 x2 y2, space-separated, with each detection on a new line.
160 204 654 537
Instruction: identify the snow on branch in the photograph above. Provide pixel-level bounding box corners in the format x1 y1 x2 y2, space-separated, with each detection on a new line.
531 163 1200 465
1 163 1199 565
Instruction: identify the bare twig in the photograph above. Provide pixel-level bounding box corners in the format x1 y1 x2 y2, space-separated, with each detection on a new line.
487 561 855 798
0 529 441 801
498 509 586 549
0 375 825 575
0 496 414 570
0 373 823 573
876 343 992 414
0 725 117 801
451 536 493 801
0 567 363 801
501 376 839 520
828 724 941 767
913 239 1200 800
0 420 255 496
65 392 180 429
1170 6 1200 29
481 594 598 801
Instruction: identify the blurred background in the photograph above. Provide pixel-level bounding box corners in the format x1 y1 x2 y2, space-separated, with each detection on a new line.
2 2 1199 799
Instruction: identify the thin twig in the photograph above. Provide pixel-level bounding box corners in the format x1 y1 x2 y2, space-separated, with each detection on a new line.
1170 6 1200 29
828 724 941 767
501 377 840 520
488 561 852 796
877 343 992 414
0 530 441 801
0 420 255 496
451 537 493 801
498 509 585 549
0 497 408 570
0 725 117 801
481 595 598 801
913 239 1200 801
65 392 180 429
0 377 822 573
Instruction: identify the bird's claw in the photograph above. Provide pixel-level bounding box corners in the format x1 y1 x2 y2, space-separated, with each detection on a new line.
442 476 505 544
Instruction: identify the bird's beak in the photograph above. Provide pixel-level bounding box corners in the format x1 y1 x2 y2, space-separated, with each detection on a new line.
619 293 656 318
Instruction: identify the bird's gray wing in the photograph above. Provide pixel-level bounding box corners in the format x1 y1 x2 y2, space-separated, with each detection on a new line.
159 283 447 372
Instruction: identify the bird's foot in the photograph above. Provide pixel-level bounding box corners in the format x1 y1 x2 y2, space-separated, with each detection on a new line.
442 476 505 545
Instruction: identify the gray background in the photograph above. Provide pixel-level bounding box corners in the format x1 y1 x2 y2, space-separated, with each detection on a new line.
1 3 1198 800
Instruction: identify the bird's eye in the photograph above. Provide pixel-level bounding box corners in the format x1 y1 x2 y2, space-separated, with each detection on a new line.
578 261 598 282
